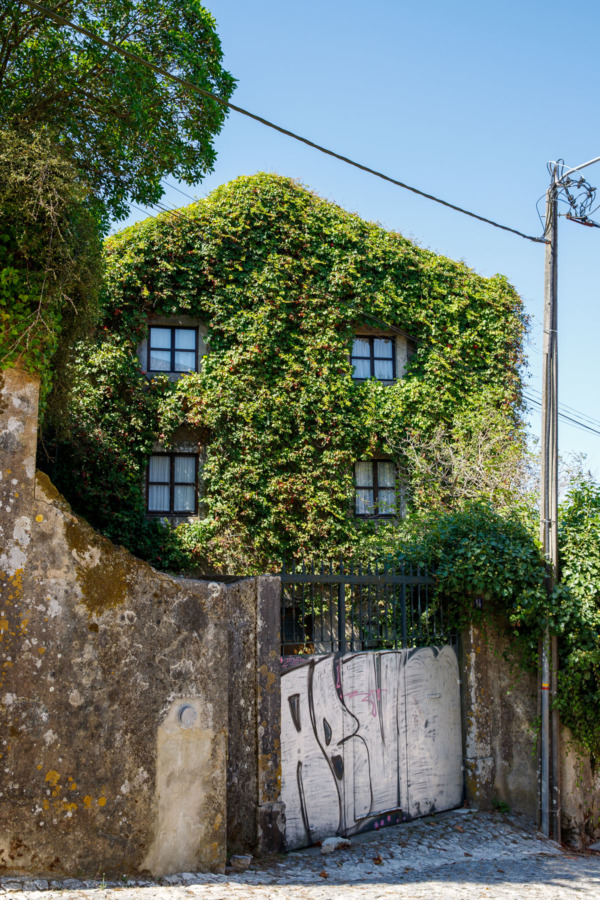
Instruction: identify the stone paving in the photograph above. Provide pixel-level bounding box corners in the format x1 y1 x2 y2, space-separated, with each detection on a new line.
3 809 600 899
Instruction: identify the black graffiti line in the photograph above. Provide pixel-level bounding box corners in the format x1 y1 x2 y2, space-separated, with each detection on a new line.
375 653 385 744
296 761 312 844
288 693 302 733
339 657 374 822
307 660 344 834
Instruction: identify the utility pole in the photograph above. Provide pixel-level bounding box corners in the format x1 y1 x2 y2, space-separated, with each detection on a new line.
538 153 600 839
539 170 560 840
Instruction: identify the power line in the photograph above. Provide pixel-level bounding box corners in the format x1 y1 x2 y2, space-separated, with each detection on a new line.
163 180 199 203
22 0 546 246
524 393 600 437
123 204 600 437
527 386 600 430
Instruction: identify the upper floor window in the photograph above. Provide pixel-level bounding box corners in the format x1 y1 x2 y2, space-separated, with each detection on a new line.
355 460 398 517
351 337 395 381
148 326 197 373
147 453 197 515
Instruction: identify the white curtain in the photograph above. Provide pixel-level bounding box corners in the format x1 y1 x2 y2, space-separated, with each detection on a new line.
355 489 374 515
377 461 395 487
373 359 393 379
174 456 196 483
355 461 374 486
150 327 172 348
148 485 170 512
373 338 393 358
175 329 196 349
174 486 195 512
149 455 170 482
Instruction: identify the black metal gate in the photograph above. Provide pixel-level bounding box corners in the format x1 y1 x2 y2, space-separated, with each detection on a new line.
279 560 462 849
281 559 454 655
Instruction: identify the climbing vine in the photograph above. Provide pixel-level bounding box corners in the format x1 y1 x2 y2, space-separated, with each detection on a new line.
365 480 600 760
46 172 527 571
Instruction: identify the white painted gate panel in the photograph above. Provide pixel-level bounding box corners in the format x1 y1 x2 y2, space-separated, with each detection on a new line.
280 646 462 850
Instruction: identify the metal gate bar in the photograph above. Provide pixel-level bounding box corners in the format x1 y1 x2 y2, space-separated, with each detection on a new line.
280 559 454 656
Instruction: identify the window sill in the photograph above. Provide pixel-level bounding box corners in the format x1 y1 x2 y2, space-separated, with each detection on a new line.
354 514 398 520
147 370 198 382
351 378 396 385
146 513 200 524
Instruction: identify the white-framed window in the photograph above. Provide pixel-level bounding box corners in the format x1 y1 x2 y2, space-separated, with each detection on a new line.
351 336 395 381
147 453 197 515
148 326 198 373
354 460 398 517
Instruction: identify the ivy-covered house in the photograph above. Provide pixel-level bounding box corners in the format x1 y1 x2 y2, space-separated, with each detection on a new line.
47 173 526 574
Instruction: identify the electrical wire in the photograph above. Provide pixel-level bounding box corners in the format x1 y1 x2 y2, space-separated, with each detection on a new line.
25 0 587 437
524 392 600 437
527 386 600 431
21 0 546 245
125 202 600 438
163 181 199 203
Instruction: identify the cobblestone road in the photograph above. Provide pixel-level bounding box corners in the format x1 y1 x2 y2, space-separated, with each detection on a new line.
3 810 600 899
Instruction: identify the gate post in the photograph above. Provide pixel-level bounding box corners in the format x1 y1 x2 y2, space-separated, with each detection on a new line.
338 559 347 653
256 575 285 854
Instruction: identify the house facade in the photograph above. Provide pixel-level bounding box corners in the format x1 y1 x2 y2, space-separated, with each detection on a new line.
47 173 525 573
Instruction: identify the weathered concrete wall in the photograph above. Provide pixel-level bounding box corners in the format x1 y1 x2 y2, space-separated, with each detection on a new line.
255 576 284 855
461 623 600 847
225 578 259 853
560 726 600 847
0 368 232 877
280 646 463 850
461 624 538 819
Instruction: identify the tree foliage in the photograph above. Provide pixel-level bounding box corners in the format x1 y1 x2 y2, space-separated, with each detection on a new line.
0 0 235 226
554 476 600 757
0 126 101 400
392 405 531 513
46 173 527 571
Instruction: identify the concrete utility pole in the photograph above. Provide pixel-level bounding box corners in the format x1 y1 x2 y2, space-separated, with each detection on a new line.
539 154 600 840
540 171 559 841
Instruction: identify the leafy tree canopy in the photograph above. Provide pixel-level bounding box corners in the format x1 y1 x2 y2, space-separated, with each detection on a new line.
0 126 101 398
0 0 235 227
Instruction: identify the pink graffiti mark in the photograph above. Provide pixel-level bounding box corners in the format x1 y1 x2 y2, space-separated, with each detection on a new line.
343 688 388 718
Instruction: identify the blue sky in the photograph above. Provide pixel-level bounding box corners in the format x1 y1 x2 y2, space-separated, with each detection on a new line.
120 0 600 476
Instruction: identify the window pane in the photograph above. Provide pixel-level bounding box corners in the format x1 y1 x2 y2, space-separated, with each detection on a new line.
352 338 370 358
150 349 171 371
374 338 393 359
174 351 196 372
355 489 374 515
352 358 371 379
174 485 195 512
377 461 396 487
374 359 394 380
148 484 170 512
150 327 172 349
378 489 396 515
174 456 196 484
355 461 374 486
175 329 197 350
149 455 170 482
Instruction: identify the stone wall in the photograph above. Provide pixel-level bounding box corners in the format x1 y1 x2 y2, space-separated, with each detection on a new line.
0 368 283 877
461 623 600 847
